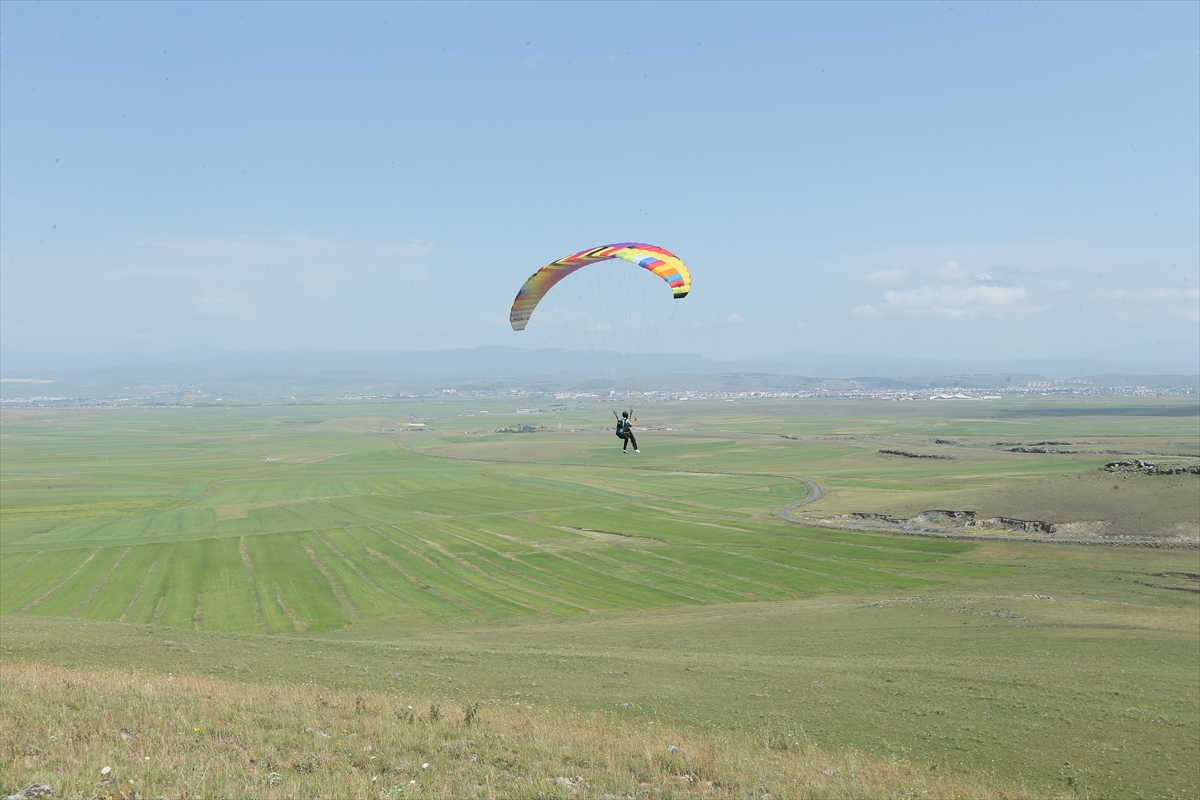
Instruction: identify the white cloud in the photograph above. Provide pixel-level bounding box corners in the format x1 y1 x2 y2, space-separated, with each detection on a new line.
725 313 745 324
830 242 1194 284
872 284 1031 319
795 321 808 329
1108 286 1200 323
924 261 969 281
858 268 908 286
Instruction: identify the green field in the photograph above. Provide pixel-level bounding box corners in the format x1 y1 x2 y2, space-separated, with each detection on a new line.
2 397 1198 797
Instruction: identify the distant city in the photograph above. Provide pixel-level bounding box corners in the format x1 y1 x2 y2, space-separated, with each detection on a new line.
2 378 1195 409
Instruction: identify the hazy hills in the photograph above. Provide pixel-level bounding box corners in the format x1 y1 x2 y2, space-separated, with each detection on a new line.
1 345 1196 401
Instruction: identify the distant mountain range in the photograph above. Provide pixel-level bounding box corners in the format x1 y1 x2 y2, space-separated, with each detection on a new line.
3 344 1196 381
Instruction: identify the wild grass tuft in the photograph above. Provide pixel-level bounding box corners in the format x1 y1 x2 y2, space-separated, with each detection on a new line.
0 661 1058 799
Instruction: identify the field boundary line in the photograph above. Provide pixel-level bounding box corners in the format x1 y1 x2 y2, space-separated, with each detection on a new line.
150 595 166 624
627 546 799 598
119 562 156 622
384 524 548 614
581 546 762 601
271 581 306 631
618 546 768 599
20 548 99 613
71 546 131 615
314 532 392 599
497 546 687 610
473 549 630 611
0 550 39 583
406 535 547 615
546 549 703 606
418 526 593 613
356 528 477 613
237 537 267 633
434 530 627 611
552 550 712 605
300 538 359 619
726 548 874 589
193 593 204 631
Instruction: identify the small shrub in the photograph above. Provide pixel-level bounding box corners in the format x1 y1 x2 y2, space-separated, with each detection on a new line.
463 701 480 726
428 703 441 723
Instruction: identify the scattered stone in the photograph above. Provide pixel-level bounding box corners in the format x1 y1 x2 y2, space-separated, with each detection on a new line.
8 786 54 799
120 728 139 741
823 768 835 776
555 775 584 792
666 744 690 759
836 509 1062 535
305 727 330 738
1104 460 1200 475
879 449 954 459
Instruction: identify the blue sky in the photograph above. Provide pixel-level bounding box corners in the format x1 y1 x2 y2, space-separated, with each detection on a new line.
2 1 1197 365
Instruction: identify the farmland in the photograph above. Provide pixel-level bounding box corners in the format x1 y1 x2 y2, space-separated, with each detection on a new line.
2 396 1198 798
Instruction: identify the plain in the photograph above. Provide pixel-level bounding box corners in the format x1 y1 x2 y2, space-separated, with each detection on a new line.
1 397 1197 798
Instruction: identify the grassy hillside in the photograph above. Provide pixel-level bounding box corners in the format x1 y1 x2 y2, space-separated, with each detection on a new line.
2 660 1054 800
2 397 1197 797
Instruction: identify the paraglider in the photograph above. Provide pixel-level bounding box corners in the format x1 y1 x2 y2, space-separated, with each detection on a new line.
508 242 692 455
509 243 690 331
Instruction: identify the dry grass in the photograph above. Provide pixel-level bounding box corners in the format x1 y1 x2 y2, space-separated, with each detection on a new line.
0 661 1069 800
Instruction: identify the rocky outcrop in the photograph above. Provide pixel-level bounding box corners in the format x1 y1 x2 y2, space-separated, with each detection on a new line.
878 449 954 459
1104 460 1200 475
840 509 1056 534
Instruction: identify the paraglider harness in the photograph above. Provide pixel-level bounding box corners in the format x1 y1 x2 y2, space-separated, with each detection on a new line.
613 409 638 452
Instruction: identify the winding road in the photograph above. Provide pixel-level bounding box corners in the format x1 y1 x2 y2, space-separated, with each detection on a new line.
776 477 824 522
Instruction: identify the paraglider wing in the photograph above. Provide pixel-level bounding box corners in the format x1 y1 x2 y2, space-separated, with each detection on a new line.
509 242 690 331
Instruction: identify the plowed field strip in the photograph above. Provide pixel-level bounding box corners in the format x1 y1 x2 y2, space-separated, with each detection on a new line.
20 549 99 612
119 563 156 623
71 546 131 615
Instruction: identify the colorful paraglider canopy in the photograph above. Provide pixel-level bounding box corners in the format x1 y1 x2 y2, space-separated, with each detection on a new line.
509 243 691 331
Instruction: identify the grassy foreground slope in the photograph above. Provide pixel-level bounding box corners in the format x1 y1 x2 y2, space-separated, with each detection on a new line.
2 398 1198 798
2 660 1048 800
